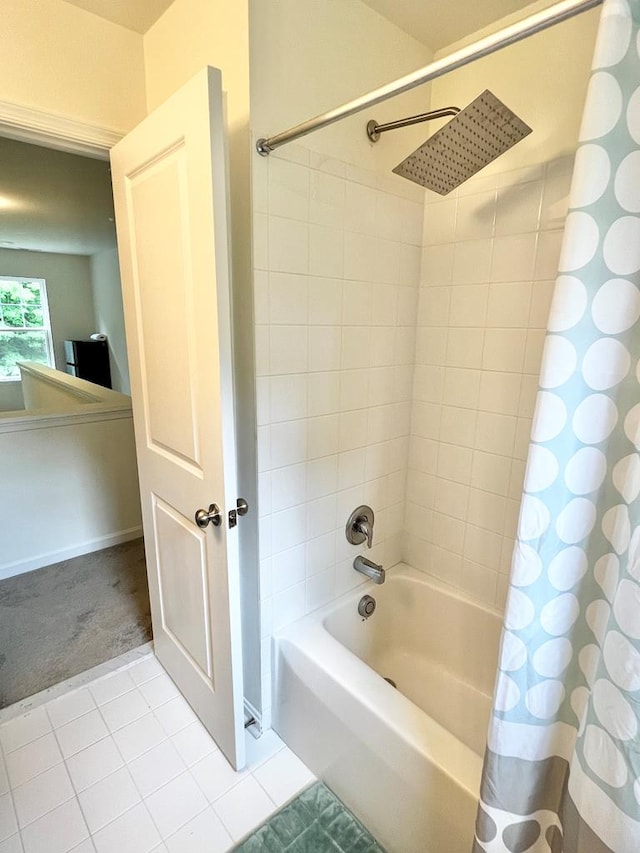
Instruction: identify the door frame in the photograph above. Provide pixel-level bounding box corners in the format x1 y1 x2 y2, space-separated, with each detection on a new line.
1 96 262 745
0 98 122 160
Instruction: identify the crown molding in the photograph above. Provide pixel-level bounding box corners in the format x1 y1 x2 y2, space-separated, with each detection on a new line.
0 99 124 159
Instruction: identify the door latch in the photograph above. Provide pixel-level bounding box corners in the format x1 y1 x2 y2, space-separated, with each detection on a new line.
228 498 249 528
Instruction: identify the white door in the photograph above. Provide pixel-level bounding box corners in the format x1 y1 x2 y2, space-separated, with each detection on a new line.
110 67 245 769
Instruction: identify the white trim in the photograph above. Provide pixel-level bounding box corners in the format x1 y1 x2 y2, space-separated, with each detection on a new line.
0 98 123 159
0 406 133 433
0 643 154 724
0 362 134 432
0 526 143 580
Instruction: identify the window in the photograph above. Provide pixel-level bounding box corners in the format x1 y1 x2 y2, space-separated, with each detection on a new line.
0 276 54 381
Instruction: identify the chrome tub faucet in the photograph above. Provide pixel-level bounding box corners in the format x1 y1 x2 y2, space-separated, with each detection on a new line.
354 555 385 584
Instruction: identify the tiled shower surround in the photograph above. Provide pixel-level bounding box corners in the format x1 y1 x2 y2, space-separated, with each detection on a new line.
253 144 424 722
252 143 573 722
406 156 573 611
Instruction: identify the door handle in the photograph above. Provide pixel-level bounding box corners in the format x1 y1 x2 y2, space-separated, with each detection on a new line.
195 503 222 528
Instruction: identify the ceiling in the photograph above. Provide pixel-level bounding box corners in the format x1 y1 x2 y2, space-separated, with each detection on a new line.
0 137 117 256
62 0 173 34
62 0 545 48
359 0 543 50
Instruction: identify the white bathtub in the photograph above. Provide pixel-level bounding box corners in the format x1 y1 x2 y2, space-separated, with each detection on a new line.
272 563 502 853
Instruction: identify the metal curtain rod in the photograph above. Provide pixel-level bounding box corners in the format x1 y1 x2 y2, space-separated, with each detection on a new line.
256 0 602 156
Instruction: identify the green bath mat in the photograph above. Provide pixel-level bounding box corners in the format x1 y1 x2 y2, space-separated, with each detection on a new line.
233 780 386 852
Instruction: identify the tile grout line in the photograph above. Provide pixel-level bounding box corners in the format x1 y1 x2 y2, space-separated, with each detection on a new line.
0 721 23 852
44 702 94 853
85 669 202 848
6 662 187 849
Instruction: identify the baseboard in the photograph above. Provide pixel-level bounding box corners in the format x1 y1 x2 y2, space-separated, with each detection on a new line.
0 527 143 581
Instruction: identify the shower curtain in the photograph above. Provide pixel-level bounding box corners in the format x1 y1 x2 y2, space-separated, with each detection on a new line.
474 1 640 851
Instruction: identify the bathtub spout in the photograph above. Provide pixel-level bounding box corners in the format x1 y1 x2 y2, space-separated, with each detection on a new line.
354 555 385 584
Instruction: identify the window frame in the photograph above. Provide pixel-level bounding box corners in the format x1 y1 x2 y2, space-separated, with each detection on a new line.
0 275 54 381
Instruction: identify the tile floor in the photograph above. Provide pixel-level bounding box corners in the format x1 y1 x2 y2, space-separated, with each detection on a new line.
0 652 315 853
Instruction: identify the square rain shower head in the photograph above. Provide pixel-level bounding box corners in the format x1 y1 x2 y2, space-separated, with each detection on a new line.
392 90 532 195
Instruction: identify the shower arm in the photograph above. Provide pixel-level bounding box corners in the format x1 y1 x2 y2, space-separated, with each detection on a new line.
366 107 460 143
256 0 602 156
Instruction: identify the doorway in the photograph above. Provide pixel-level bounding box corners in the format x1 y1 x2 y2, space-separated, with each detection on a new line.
0 136 151 707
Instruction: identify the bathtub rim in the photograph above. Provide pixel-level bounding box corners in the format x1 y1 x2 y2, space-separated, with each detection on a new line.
284 562 504 635
273 562 503 800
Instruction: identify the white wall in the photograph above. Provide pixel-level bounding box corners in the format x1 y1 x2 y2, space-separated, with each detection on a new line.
0 411 142 579
0 382 23 412
0 0 146 133
403 8 600 611
430 6 601 171
91 249 130 393
249 0 433 169
0 248 96 371
250 0 432 728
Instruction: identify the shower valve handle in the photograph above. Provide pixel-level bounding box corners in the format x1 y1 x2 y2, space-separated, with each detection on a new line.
346 505 375 549
354 518 373 549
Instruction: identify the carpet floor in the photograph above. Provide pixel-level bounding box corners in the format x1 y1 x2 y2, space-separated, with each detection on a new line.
0 538 152 707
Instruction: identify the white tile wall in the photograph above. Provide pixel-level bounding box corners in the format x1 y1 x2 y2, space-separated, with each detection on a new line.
253 138 574 724
0 654 315 853
405 156 573 611
253 142 424 724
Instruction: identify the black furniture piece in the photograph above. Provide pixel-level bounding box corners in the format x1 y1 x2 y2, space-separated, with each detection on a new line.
64 339 112 389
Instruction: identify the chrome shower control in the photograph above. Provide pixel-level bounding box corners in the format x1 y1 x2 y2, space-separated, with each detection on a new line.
346 505 375 549
358 595 376 619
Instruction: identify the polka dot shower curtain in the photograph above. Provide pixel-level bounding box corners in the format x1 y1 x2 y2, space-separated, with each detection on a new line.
473 1 640 851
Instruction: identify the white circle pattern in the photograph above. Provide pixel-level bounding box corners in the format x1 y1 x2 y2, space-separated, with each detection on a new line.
548 547 588 591
572 394 618 444
594 553 619 602
572 145 611 206
612 453 640 503
558 212 600 271
564 447 608 495
593 1 632 68
614 151 640 211
539 335 578 389
525 681 565 719
582 338 630 390
481 14 640 836
627 83 640 143
547 276 588 331
583 725 628 788
603 215 640 274
525 445 559 493
593 679 638 741
591 278 640 333
555 498 597 544
532 392 567 442
581 73 623 140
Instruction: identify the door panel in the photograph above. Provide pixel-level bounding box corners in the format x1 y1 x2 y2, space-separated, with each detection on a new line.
111 67 244 768
128 148 202 465
154 497 212 677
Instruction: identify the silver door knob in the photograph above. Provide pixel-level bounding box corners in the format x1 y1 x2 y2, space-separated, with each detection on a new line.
236 498 249 516
195 503 222 528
